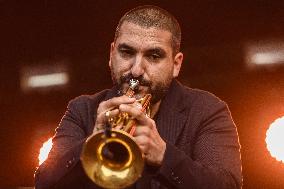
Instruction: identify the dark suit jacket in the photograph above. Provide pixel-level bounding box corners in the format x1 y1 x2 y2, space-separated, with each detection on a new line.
35 80 242 189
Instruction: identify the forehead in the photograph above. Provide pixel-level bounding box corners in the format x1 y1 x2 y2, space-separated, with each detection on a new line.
115 22 173 52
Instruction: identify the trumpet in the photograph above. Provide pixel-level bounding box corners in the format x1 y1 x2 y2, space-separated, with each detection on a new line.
81 79 152 189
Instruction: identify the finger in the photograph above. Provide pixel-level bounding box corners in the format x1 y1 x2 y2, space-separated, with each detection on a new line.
98 96 136 113
93 123 105 133
133 135 150 153
119 104 152 126
93 108 119 133
97 108 120 124
104 109 120 122
134 134 149 145
113 122 123 130
133 125 152 137
138 145 149 155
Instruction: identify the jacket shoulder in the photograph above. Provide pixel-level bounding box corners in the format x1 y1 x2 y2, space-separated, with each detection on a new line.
181 85 225 106
67 89 110 109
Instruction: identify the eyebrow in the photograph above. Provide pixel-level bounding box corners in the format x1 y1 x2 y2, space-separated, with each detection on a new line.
145 47 166 56
118 43 166 55
118 43 136 52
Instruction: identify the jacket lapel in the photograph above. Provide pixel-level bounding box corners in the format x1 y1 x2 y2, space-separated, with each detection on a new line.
155 80 188 145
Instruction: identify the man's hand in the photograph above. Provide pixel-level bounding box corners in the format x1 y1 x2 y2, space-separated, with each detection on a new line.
119 103 166 166
93 95 166 166
93 96 136 133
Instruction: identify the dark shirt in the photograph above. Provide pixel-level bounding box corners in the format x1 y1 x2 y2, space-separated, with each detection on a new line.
35 80 242 189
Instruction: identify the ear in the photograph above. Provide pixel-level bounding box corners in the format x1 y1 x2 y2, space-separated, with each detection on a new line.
172 52 183 78
109 42 115 68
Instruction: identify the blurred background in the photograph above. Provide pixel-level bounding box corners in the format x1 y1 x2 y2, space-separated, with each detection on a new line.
1 0 284 188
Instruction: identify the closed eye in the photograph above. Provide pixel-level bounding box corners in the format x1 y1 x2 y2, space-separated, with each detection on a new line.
147 53 161 61
118 44 136 59
145 48 166 62
120 49 134 57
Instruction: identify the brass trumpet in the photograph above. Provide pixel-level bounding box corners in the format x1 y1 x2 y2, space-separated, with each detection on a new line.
81 79 151 189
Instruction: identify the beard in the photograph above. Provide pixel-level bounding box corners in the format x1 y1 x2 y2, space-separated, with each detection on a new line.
111 71 172 104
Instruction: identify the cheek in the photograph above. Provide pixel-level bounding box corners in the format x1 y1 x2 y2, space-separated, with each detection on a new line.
147 63 174 84
111 56 132 76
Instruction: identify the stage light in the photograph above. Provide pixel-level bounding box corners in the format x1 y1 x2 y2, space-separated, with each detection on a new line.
38 137 53 165
266 116 284 163
246 40 284 68
27 72 68 88
20 61 69 92
251 52 284 65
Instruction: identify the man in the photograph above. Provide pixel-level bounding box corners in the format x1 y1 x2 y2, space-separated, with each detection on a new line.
35 5 242 189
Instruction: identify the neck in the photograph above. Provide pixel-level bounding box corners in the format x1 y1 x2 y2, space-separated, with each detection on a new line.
150 100 161 118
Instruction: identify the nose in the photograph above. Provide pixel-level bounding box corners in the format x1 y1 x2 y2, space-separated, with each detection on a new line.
131 55 145 77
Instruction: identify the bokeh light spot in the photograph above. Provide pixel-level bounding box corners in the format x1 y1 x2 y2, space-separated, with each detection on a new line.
39 138 53 165
266 116 284 163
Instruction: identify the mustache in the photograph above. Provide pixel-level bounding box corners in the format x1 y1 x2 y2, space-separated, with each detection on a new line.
120 74 152 87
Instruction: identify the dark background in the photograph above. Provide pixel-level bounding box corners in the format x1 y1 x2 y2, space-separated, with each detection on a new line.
1 0 284 188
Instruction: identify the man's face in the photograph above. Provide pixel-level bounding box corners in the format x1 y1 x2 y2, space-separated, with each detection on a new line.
109 22 183 103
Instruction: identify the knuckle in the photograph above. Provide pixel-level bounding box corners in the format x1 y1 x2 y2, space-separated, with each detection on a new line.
148 120 155 128
138 110 144 116
144 142 150 151
97 102 104 112
142 128 151 137
119 104 126 111
112 96 121 103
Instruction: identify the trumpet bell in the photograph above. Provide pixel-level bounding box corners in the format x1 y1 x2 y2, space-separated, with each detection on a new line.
81 129 144 189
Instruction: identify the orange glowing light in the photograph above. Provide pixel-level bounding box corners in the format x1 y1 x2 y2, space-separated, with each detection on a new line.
39 138 53 165
266 116 284 163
